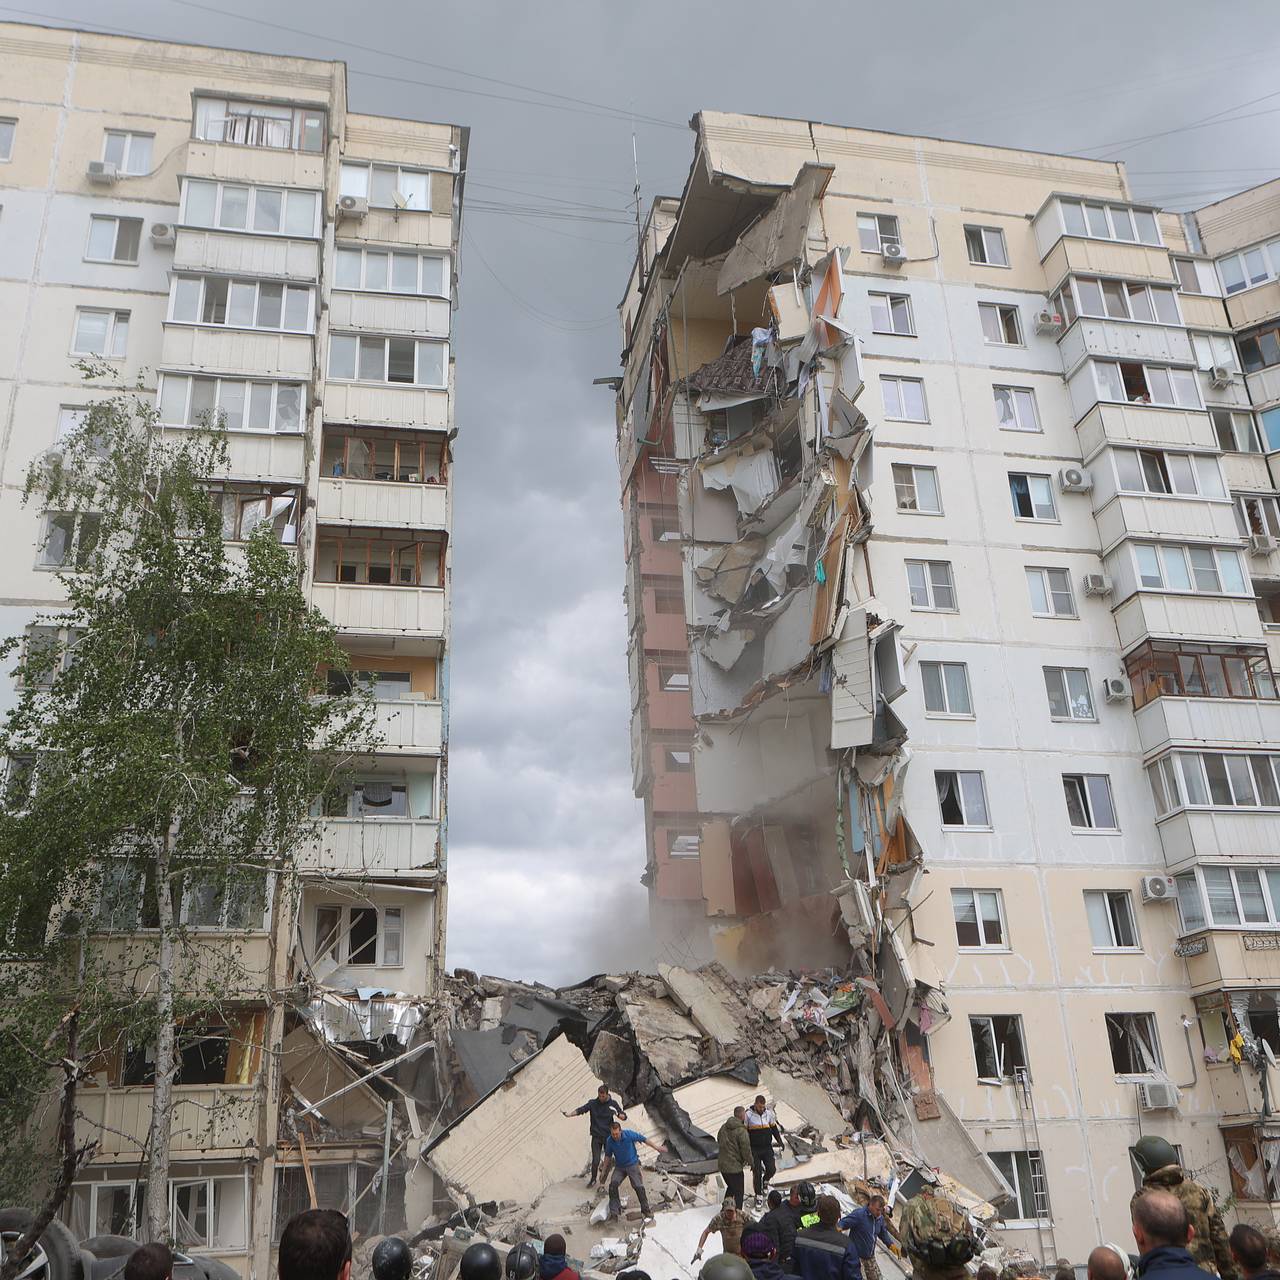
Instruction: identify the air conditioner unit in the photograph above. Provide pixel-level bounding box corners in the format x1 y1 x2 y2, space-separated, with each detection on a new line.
880 241 906 267
337 194 369 219
1211 365 1235 389
1139 1080 1180 1111
1102 675 1131 703
1035 309 1064 335
1058 466 1093 494
149 223 175 247
1250 532 1277 555
86 159 118 184
1083 572 1113 597
1141 874 1176 904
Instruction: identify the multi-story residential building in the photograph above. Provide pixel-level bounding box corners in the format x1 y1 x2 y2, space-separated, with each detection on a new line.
0 22 462 1274
612 112 1280 1253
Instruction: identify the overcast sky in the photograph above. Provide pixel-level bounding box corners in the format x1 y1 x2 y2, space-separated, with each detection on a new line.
18 0 1280 984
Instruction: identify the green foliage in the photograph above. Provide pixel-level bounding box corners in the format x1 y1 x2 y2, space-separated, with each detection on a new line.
0 367 377 1208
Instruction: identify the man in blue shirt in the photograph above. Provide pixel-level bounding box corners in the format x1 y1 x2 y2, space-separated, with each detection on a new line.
599 1120 663 1221
839 1196 899 1280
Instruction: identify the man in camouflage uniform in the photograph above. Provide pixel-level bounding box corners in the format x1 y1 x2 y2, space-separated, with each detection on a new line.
896 1186 977 1280
1130 1135 1237 1280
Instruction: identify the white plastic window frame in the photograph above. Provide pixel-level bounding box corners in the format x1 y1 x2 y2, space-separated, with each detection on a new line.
179 178 321 239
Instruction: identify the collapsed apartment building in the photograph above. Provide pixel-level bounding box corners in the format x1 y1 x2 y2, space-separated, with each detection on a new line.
609 111 1280 1252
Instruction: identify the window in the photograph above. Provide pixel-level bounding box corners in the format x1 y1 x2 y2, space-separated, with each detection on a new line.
1173 257 1209 295
906 560 956 611
951 888 1005 948
1063 774 1118 830
158 375 304 434
1192 332 1239 374
659 664 690 692
965 225 1008 267
979 302 1022 345
24 624 78 689
315 531 444 588
1067 276 1181 325
180 870 269 931
72 309 129 357
1174 865 1280 931
1147 752 1280 816
71 1177 247 1252
323 777 426 819
1126 640 1277 708
340 162 431 210
40 512 101 569
169 276 313 333
57 406 109 459
870 292 914 336
1044 667 1095 720
1218 241 1280 294
321 430 444 483
85 215 142 264
181 179 320 238
892 464 941 514
990 1151 1049 1223
102 130 152 175
1085 890 1139 949
1106 1012 1163 1075
314 904 405 968
1091 359 1201 408
921 661 972 716
334 246 449 296
1237 494 1280 540
0 118 13 162
936 771 990 828
1026 567 1076 618
994 385 1040 432
327 334 447 388
664 748 692 772
194 97 324 152
970 1015 1027 1082
1112 448 1225 498
1129 543 1248 596
1212 409 1263 454
1008 473 1056 521
668 830 701 857
653 587 683 615
207 486 299 544
326 668 413 700
1059 199 1161 246
880 375 928 422
1239 325 1280 374
857 212 900 253
1174 873 1207 932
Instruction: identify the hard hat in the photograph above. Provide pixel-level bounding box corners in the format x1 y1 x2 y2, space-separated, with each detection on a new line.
460 1243 503 1280
796 1182 817 1209
504 1243 540 1280
1132 1135 1180 1177
372 1238 414 1280
699 1255 754 1280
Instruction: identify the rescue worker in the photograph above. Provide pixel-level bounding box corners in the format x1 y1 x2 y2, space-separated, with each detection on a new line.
562 1083 626 1187
371 1238 414 1280
794 1183 820 1231
896 1186 977 1280
700 1256 755 1280
792 1194 859 1280
718 1106 753 1210
1131 1188 1215 1280
459 1244 503 1280
756 1190 799 1269
745 1095 785 1209
506 1244 539 1280
539 1235 580 1280
599 1119 663 1221
1130 1135 1236 1280
694 1197 749 1262
839 1194 900 1280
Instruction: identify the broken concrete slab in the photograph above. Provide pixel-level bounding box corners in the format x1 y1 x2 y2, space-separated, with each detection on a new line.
635 1204 722 1280
280 1025 387 1134
912 1093 1010 1210
658 965 742 1050
672 1074 805 1143
586 1029 634 1096
759 1065 848 1135
770 1141 894 1189
616 987 705 1087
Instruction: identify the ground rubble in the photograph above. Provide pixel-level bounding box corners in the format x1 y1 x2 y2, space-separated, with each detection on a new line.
388 960 1041 1280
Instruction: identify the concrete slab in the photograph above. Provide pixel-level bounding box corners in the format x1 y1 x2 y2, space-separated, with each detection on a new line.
617 988 704 1086
672 1075 806 1141
659 965 742 1048
770 1142 895 1188
635 1204 721 1280
759 1065 848 1135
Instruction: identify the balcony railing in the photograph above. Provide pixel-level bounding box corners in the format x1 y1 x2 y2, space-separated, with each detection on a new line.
309 582 445 639
315 477 446 530
77 1083 258 1160
300 817 440 876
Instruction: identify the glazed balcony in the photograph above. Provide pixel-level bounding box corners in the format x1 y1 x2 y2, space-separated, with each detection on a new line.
173 228 319 283
301 817 440 877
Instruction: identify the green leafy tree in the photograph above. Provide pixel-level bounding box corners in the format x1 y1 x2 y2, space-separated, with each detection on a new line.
0 368 375 1258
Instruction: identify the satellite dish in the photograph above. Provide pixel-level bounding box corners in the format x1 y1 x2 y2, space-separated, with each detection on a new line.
391 190 409 210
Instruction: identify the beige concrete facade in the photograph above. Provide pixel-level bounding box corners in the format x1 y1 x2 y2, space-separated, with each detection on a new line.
0 21 463 1275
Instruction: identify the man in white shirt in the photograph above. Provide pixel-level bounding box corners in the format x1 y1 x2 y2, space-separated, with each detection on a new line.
744 1094 784 1209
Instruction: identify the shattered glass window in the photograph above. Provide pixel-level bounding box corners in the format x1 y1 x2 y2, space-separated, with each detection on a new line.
1105 1012 1163 1074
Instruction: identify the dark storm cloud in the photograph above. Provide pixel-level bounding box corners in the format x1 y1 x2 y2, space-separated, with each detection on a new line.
29 0 1280 983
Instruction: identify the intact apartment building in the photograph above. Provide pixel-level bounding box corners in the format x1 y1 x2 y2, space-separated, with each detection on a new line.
0 23 462 1275
613 112 1280 1253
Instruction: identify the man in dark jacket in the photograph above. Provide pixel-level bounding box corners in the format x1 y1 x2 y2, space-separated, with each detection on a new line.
563 1084 626 1186
1229 1225 1280 1280
758 1189 806 1269
538 1234 579 1280
1132 1188 1217 1280
792 1195 859 1280
718 1107 754 1210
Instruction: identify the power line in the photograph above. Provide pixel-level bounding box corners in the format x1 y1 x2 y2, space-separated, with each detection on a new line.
1072 87 1280 157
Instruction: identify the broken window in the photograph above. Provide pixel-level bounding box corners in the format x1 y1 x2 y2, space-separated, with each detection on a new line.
857 212 900 253
1237 495 1280 540
1008 473 1056 521
880 375 928 422
1106 1012 1163 1075
180 870 268 931
952 888 1005 949
1241 328 1280 375
39 512 102 570
892 464 941 514
312 904 404 968
327 669 413 699
657 663 689 692
1043 666 1095 720
668 829 700 857
1084 890 1139 949
195 97 324 152
315 531 444 588
965 225 1008 267
970 1015 1028 1082
906 560 955 611
994 384 1040 432
870 293 914 336
1212 410 1263 453
1250 1011 1280 1057
936 771 990 828
978 302 1021 345
1063 774 1118 830
208 486 299 544
990 1150 1049 1222
652 585 684 614
921 661 972 716
321 429 443 483
1127 641 1278 708
664 748 692 772
122 1024 232 1086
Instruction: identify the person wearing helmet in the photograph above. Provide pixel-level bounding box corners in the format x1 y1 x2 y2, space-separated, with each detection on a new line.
538 1234 579 1280
1130 1135 1236 1280
896 1187 977 1280
460 1242 503 1280
505 1243 540 1280
795 1184 820 1232
792 1195 859 1280
693 1196 748 1263
372 1238 414 1280
700 1254 756 1280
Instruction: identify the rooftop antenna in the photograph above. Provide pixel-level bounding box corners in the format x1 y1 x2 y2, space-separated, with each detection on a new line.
631 109 644 275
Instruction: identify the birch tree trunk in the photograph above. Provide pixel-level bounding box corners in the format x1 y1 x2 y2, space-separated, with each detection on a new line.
143 831 177 1242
